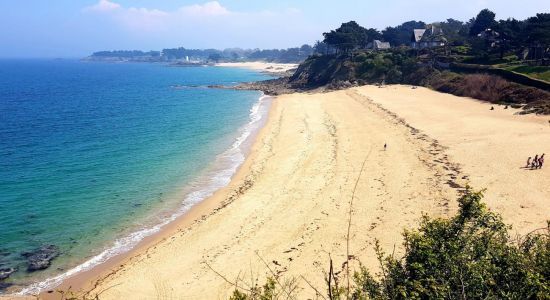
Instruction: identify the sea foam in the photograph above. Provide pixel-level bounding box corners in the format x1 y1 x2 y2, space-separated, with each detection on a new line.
17 94 272 295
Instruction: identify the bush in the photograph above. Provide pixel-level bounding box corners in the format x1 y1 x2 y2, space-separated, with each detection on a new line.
229 278 277 300
352 190 550 299
230 191 550 299
426 72 550 111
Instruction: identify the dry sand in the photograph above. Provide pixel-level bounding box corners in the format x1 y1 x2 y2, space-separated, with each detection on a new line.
215 62 298 75
355 85 549 235
26 85 549 300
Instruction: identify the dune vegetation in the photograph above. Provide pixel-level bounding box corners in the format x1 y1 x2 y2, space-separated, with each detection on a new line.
229 190 550 300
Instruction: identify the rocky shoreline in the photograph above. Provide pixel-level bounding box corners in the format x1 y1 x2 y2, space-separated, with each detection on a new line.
209 76 359 96
208 78 296 95
22 245 59 272
0 245 60 287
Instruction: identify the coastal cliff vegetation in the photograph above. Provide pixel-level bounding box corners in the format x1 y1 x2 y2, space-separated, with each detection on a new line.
228 191 550 300
288 50 550 114
282 10 550 114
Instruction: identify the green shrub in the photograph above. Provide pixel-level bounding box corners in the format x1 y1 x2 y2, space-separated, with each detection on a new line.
229 277 277 300
230 191 550 300
352 190 550 300
452 45 471 55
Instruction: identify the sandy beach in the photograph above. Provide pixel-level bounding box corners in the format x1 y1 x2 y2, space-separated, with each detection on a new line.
23 85 549 300
215 62 298 75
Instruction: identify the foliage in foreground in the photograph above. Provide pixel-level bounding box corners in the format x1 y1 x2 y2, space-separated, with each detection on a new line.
230 191 550 299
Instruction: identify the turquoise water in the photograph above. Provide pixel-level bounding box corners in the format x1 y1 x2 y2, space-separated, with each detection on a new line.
0 59 270 292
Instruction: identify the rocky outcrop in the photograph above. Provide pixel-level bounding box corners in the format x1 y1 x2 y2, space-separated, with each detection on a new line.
288 55 356 88
22 245 59 271
0 268 16 280
210 77 300 95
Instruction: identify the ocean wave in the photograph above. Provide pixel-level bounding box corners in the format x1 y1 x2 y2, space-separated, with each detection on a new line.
17 93 272 295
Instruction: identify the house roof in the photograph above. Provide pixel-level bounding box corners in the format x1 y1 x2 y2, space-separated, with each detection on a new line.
412 29 426 42
412 26 447 43
373 40 391 49
478 28 500 38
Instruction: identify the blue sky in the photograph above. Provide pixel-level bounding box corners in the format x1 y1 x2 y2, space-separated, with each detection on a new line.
1 0 548 58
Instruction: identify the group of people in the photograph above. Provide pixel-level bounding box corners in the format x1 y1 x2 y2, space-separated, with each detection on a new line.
526 154 545 169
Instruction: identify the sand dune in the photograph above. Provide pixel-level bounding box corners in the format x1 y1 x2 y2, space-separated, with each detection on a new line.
36 86 549 300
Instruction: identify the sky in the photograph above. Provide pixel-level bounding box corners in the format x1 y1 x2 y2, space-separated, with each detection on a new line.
0 0 548 58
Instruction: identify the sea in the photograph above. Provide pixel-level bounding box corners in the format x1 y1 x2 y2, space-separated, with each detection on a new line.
0 59 272 294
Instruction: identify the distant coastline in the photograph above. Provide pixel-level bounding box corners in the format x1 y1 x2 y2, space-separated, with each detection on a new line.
82 45 314 65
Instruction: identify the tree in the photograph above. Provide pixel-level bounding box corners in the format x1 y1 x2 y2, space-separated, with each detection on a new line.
299 44 314 57
494 18 525 58
524 13 550 60
323 21 370 54
208 53 222 62
469 9 497 36
313 40 329 55
525 13 550 46
440 18 468 45
231 52 239 61
365 28 383 42
382 20 426 46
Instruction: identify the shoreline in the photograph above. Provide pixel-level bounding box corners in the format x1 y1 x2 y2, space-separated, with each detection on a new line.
3 92 273 298
81 85 547 299
46 95 279 299
9 84 549 299
215 62 298 76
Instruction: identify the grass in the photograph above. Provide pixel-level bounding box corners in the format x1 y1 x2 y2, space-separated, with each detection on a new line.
503 65 550 82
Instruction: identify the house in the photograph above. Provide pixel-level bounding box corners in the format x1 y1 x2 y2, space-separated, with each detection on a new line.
525 44 550 61
477 28 501 48
411 25 447 49
367 40 391 50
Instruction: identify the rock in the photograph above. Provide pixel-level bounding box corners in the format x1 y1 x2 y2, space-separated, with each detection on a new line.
0 268 16 280
0 282 12 291
22 245 60 272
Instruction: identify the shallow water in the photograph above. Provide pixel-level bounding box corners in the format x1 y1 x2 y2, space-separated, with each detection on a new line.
0 59 270 292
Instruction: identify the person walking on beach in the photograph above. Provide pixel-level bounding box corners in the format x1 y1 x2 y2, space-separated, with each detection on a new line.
538 154 545 169
532 154 539 169
526 156 532 168
384 143 387 151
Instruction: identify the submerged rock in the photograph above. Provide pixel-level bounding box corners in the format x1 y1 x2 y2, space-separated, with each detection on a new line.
22 245 60 271
0 282 12 291
0 267 16 280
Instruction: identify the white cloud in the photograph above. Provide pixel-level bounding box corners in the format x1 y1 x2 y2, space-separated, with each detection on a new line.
80 1 319 49
119 8 170 31
179 1 230 16
83 1 234 31
84 0 121 12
